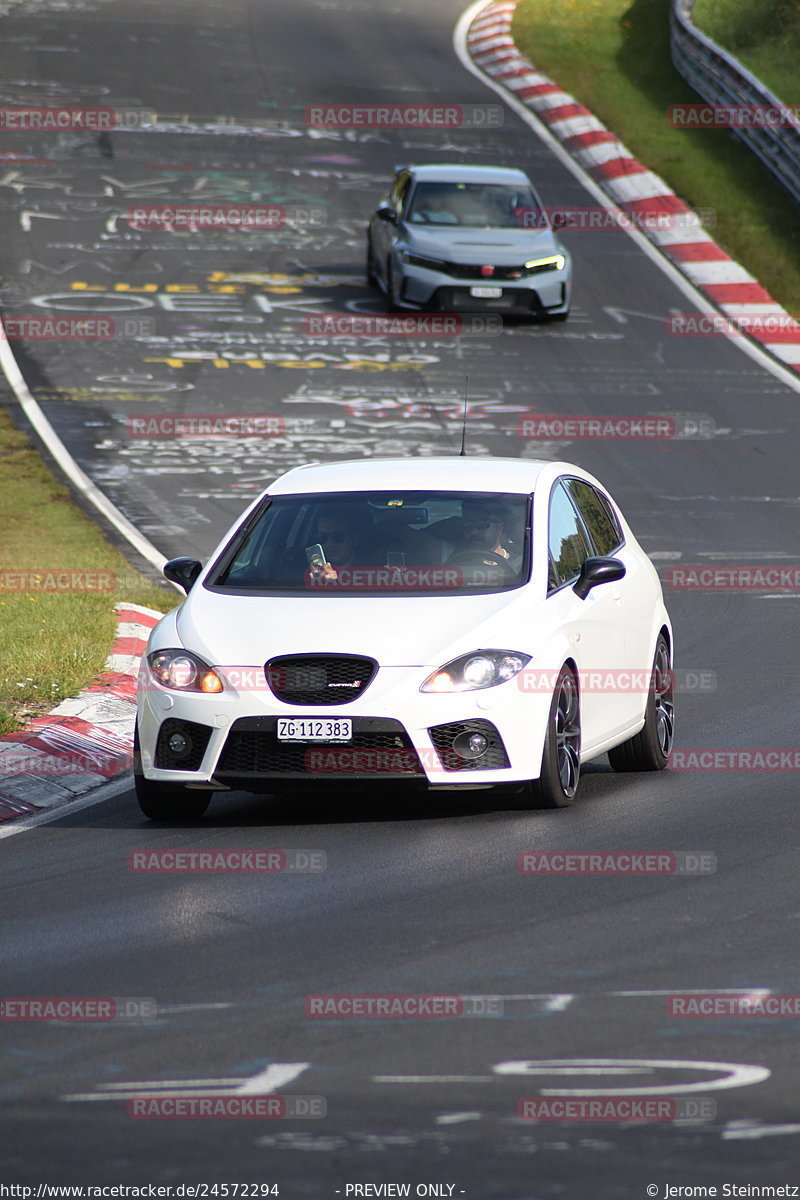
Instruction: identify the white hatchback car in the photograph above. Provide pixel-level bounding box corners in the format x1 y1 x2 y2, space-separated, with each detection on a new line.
134 457 673 820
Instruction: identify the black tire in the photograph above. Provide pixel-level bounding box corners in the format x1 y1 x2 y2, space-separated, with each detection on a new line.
524 665 581 808
608 633 674 772
366 232 377 286
133 723 211 821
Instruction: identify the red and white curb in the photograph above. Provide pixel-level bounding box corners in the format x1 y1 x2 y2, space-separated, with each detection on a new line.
0 603 161 822
466 0 800 372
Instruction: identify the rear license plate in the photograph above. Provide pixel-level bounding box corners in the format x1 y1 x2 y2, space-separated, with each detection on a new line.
470 286 502 298
277 718 352 742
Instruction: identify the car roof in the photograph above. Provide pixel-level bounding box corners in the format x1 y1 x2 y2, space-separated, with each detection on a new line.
268 456 559 497
402 164 532 187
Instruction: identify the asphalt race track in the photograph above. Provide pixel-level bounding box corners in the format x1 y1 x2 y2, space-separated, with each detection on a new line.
2 0 800 1194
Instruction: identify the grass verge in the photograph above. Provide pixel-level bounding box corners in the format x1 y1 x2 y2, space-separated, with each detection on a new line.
0 400 178 736
511 0 800 315
692 0 800 104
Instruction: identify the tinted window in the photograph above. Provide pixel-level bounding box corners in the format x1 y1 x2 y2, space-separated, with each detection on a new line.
208 491 531 596
406 181 541 228
548 482 592 589
565 479 622 556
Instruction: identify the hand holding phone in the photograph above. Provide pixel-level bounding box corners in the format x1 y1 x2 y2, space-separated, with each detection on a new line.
305 543 328 571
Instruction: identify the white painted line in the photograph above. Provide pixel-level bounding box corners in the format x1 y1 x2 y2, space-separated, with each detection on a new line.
522 90 575 111
604 173 677 203
491 1057 770 1096
613 987 771 994
723 1122 800 1140
0 326 180 582
236 1063 310 1094
503 73 552 91
572 142 635 169
679 261 755 285
650 227 719 247
454 0 800 393
547 114 609 138
65 1062 312 1104
435 1112 482 1124
99 1079 246 1090
374 1076 495 1083
0 775 132 841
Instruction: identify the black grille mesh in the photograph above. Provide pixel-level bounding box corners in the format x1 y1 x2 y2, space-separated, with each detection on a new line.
216 717 423 778
428 719 510 772
266 655 377 706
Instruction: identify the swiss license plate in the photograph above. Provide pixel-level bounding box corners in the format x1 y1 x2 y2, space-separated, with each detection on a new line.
470 286 502 298
277 717 352 742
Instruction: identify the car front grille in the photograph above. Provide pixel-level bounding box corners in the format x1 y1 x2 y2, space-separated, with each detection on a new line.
432 287 542 313
215 717 424 779
428 719 510 772
265 654 377 706
441 261 528 281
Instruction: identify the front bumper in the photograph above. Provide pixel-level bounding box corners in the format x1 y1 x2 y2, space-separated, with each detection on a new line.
397 260 571 314
136 664 552 789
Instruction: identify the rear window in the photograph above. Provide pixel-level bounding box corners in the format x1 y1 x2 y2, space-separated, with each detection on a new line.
207 491 531 596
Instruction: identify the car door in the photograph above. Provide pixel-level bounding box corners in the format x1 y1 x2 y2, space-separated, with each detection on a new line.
545 479 633 750
564 476 654 727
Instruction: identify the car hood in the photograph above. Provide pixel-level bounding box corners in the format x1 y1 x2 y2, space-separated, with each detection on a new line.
402 225 562 264
175 587 533 668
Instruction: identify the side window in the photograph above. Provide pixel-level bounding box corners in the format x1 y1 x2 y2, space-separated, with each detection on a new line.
548 481 592 590
565 479 623 556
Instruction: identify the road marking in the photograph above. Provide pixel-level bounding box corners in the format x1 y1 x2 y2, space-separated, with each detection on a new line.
603 306 670 324
435 1112 482 1125
723 1121 800 1140
236 1063 309 1094
375 1076 496 1084
0 776 131 841
492 1058 770 1096
63 1062 310 1103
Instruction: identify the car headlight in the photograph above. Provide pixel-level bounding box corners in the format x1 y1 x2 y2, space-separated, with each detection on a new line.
420 650 531 693
147 649 223 693
523 254 566 274
402 251 447 270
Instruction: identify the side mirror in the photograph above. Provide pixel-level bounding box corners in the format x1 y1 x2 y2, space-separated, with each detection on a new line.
375 203 398 223
163 557 203 594
573 555 625 601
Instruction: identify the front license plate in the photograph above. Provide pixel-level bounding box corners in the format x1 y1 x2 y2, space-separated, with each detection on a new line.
470 286 502 298
277 718 352 742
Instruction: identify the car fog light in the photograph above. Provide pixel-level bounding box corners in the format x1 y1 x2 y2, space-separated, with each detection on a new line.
168 731 190 756
453 730 489 759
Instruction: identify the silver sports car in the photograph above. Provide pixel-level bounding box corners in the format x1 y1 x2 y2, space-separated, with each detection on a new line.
367 163 571 319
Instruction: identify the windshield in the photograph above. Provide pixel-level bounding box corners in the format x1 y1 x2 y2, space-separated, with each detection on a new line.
406 181 542 229
208 490 531 596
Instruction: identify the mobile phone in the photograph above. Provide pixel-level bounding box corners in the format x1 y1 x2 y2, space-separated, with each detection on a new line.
305 543 328 570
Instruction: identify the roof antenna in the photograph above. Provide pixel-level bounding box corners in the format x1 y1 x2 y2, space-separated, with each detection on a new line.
459 376 468 457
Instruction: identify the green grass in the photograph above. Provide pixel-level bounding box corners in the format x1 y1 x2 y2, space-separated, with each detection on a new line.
0 402 177 736
511 0 800 314
692 0 800 103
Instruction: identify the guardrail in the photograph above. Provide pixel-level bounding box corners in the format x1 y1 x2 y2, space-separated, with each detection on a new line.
670 0 800 206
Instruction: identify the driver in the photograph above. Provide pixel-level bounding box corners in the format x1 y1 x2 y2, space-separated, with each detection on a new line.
456 499 511 563
307 504 364 584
